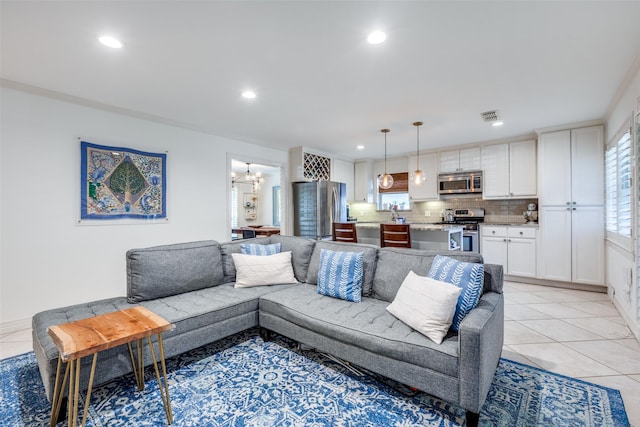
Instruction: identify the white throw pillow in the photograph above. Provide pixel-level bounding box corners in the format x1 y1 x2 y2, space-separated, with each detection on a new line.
232 251 298 288
386 271 462 344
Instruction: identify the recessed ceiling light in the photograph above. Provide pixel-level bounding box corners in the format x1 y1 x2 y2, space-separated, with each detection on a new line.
367 31 386 45
357 145 365 150
491 121 504 127
242 90 257 99
98 35 123 49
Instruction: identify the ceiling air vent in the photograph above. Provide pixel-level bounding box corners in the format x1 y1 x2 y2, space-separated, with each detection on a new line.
480 110 501 123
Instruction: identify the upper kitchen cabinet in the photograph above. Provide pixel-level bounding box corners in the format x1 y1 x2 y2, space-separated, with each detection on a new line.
482 140 536 199
538 126 604 206
439 147 481 173
289 147 354 200
353 160 374 203
408 152 439 201
331 158 354 201
289 146 332 182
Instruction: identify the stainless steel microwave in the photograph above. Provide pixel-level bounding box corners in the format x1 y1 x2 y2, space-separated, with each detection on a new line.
438 171 483 194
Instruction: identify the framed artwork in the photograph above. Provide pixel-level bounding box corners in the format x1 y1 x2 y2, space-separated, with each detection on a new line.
80 141 167 221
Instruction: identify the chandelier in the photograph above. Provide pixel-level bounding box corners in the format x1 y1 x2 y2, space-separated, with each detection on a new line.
232 163 264 192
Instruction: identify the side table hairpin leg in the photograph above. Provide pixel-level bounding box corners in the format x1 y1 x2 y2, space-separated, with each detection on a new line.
126 334 173 425
148 333 173 424
50 353 98 427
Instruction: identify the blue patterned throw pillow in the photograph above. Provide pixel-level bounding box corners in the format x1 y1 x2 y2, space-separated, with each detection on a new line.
317 249 364 303
427 255 484 331
240 243 281 256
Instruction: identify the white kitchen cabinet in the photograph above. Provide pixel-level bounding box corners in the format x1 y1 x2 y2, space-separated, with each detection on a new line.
481 226 508 267
439 147 481 173
408 152 439 201
481 144 509 198
509 140 537 197
481 225 537 278
538 126 603 206
482 140 536 199
537 125 604 285
331 158 354 201
353 160 374 202
571 205 605 285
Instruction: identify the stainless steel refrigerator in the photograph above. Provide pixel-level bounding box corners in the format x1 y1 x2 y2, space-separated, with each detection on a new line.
292 181 347 240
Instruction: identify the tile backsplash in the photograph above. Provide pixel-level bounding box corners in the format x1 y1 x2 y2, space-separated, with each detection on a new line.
349 197 538 225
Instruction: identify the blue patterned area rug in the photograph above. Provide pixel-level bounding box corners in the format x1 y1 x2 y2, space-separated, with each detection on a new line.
1 329 630 426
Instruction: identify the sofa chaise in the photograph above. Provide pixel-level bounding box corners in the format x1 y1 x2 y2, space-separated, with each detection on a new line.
32 234 504 427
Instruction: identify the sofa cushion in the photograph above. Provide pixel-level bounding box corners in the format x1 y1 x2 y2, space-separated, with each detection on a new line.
306 241 377 297
373 248 483 302
269 235 316 282
387 271 461 344
428 255 484 331
126 240 224 303
259 285 460 377
232 252 298 288
317 249 364 303
240 242 281 255
221 236 315 283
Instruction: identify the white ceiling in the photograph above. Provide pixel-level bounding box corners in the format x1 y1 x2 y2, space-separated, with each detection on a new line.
2 1 640 161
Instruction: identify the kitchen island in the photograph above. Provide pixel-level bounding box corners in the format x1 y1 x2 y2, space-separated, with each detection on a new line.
355 223 463 250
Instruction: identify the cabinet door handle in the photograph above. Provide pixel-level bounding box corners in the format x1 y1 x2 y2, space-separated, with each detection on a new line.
566 202 570 205
503 238 507 242
519 231 523 235
572 207 576 211
572 201 577 205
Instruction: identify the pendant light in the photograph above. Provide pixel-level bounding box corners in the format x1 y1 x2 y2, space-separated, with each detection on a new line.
378 129 394 190
410 121 426 185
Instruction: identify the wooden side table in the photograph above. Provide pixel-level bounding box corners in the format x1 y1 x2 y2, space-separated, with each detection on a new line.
47 307 175 427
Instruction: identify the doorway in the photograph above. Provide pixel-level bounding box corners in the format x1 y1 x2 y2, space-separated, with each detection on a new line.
230 159 281 239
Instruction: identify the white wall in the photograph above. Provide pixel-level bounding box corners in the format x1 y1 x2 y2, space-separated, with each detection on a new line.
605 64 640 339
0 87 287 327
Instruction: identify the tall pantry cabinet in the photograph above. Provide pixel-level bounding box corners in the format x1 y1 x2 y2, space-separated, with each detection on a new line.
537 125 604 286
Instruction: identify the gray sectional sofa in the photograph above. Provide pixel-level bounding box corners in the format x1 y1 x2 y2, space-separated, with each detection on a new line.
32 234 504 427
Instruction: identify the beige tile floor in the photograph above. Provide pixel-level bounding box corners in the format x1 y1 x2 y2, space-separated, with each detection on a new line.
502 281 640 427
1 281 639 425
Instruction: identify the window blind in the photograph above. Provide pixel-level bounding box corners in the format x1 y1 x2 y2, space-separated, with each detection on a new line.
378 172 409 193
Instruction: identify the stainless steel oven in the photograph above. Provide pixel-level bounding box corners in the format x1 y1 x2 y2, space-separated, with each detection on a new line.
438 208 484 253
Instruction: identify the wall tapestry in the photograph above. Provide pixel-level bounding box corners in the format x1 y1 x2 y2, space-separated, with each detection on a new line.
80 141 167 220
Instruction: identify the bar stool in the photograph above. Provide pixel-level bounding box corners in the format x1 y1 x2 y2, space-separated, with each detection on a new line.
332 222 358 243
379 224 411 248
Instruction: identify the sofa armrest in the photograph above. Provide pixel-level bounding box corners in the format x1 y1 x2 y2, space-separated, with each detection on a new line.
457 291 504 412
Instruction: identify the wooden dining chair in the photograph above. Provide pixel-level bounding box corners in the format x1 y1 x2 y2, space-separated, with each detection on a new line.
332 222 358 243
379 224 411 248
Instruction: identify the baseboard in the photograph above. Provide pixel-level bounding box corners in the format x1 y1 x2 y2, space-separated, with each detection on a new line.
504 275 607 293
0 317 31 337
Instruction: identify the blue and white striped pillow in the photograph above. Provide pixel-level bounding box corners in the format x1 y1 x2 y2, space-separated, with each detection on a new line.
317 249 364 303
427 255 484 331
240 243 281 256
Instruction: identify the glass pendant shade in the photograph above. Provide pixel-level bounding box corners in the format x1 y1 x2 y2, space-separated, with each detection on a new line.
379 128 394 190
411 121 425 186
379 172 394 189
411 169 426 185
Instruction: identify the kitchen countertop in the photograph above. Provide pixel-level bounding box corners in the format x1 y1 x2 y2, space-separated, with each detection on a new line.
355 222 464 232
481 222 539 228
